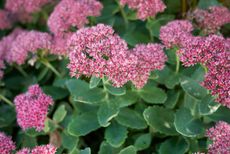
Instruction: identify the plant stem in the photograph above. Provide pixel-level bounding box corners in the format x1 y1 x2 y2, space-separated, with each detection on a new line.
176 56 180 74
40 59 62 78
0 94 14 107
14 65 28 77
201 64 208 73
147 18 154 42
181 0 187 18
116 0 129 27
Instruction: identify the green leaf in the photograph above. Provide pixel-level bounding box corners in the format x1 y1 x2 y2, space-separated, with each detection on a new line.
66 79 106 105
0 105 16 128
198 95 220 116
138 86 167 104
164 90 180 109
53 105 67 123
42 86 69 100
159 137 189 154
68 111 100 137
61 131 79 150
105 121 128 147
143 106 177 135
174 108 205 137
134 133 152 151
80 148 91 154
89 76 101 89
183 94 200 116
105 84 126 96
165 73 180 89
113 91 138 108
207 106 230 123
119 146 137 154
115 108 147 129
198 0 220 9
25 128 46 137
97 101 119 127
180 76 207 100
98 141 120 154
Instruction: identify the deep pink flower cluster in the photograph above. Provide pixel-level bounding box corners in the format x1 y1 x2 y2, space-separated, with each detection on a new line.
16 144 56 154
14 84 53 131
193 6 230 34
129 44 167 88
178 35 230 108
48 0 103 35
0 9 13 30
68 24 167 88
0 132 16 154
206 121 230 154
159 20 193 48
120 0 166 20
5 30 52 65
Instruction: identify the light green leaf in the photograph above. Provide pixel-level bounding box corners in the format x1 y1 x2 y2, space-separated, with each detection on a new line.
61 131 79 150
143 106 177 135
134 133 152 151
97 101 119 127
180 76 207 100
198 95 220 115
42 86 69 100
198 0 220 9
53 105 67 123
68 111 100 137
174 108 205 137
115 108 147 129
98 141 120 154
164 90 180 109
119 146 137 154
105 84 126 96
159 137 189 154
138 86 167 104
80 148 91 154
105 121 128 147
89 76 101 89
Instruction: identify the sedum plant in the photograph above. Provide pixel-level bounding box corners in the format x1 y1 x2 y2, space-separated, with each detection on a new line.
0 0 229 153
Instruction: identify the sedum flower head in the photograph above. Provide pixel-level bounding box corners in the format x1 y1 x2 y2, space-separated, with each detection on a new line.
206 121 230 154
14 84 53 131
48 0 103 35
159 20 193 48
130 43 167 88
0 132 16 154
16 144 56 154
120 0 166 20
68 24 129 86
0 9 13 30
6 31 52 65
193 6 230 34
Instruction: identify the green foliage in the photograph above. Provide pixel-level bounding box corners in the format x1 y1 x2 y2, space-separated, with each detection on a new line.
0 0 229 153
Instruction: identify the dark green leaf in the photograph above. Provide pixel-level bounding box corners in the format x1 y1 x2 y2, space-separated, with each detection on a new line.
134 133 152 151
198 95 220 116
42 86 69 100
53 105 67 123
119 146 137 154
89 76 101 89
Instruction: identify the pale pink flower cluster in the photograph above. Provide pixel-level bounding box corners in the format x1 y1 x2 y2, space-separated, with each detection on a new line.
48 0 103 35
206 121 230 154
0 9 13 30
129 44 167 88
14 84 53 131
0 132 16 154
16 144 56 154
178 35 230 108
120 0 166 20
3 30 52 65
193 6 230 34
159 20 193 48
68 24 167 88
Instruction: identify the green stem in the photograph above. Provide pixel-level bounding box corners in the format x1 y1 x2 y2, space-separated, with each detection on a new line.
102 77 109 100
14 65 28 77
176 56 180 74
40 59 62 78
147 18 154 42
116 0 129 27
181 0 187 18
0 94 14 107
201 64 208 73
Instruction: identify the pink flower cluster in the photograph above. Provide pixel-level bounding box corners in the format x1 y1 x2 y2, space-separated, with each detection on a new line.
120 0 166 20
68 24 167 88
206 121 230 154
129 44 167 88
178 35 230 108
159 20 193 48
0 9 13 30
0 132 16 154
16 144 56 154
14 84 53 131
193 6 230 34
48 0 103 35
